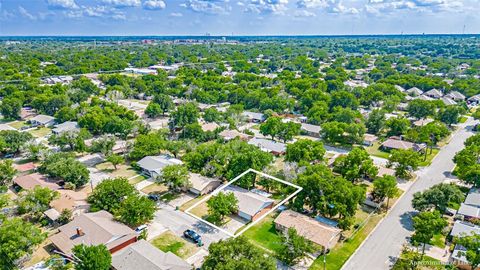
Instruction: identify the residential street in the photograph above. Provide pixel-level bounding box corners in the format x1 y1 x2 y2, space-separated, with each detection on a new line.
342 118 478 270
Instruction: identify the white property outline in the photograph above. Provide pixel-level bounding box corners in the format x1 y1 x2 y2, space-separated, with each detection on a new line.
184 168 303 237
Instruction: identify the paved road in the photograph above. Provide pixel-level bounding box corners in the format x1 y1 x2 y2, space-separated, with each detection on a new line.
342 118 478 270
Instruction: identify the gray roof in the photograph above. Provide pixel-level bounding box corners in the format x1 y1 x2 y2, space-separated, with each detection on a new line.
248 137 286 153
407 87 423 96
457 203 480 218
468 94 480 102
441 97 457 106
465 188 480 208
451 244 468 264
189 173 221 192
242 111 266 121
424 88 444 98
0 124 16 131
446 91 465 100
137 155 183 174
450 220 480 238
52 121 80 134
301 123 321 134
112 239 191 270
30 114 55 124
394 85 406 92
223 185 274 217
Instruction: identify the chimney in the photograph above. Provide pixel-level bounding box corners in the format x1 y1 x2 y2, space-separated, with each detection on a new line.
76 227 84 236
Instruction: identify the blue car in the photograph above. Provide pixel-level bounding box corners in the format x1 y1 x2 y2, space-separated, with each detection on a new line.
183 229 203 246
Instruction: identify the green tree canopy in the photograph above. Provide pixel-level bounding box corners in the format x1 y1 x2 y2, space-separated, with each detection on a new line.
72 244 111 270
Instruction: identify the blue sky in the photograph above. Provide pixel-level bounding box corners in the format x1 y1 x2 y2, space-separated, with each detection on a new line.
0 0 479 36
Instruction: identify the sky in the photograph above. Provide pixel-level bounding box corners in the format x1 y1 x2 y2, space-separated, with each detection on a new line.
0 0 479 36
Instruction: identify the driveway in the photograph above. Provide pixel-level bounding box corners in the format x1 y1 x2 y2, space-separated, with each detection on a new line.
152 202 230 248
342 118 478 270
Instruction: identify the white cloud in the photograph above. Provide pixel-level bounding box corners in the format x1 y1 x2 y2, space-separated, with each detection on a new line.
46 0 78 9
102 0 141 8
65 5 127 20
143 0 166 10
365 0 464 14
182 0 231 15
245 0 289 14
18 6 36 20
296 0 358 14
170 12 183 16
296 0 327 8
294 9 316 16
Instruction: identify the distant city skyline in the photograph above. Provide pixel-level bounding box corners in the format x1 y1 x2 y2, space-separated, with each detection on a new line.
1 0 479 36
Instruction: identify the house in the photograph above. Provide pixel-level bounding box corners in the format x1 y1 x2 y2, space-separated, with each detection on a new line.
137 155 183 177
14 162 37 173
219 129 250 141
407 87 423 96
78 153 105 167
467 94 480 106
248 138 286 155
0 124 16 131
450 244 476 269
242 111 266 123
29 114 55 127
446 91 466 101
457 203 480 221
52 121 80 135
413 118 434 127
301 123 322 138
450 220 480 238
111 239 191 270
441 97 457 106
201 122 220 132
424 89 444 99
464 188 480 207
50 190 89 214
418 95 434 101
274 210 341 251
13 173 61 191
50 210 137 256
394 85 406 92
222 185 274 221
377 166 396 177
381 138 426 152
363 134 378 146
188 173 222 195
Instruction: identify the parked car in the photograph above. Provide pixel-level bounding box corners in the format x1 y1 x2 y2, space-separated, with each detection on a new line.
147 194 160 201
135 224 147 233
183 229 203 246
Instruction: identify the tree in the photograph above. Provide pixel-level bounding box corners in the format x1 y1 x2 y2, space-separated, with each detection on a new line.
0 159 16 187
260 116 282 140
372 175 399 209
333 147 378 182
106 154 124 170
116 195 156 227
204 107 223 123
153 94 173 116
0 97 22 120
23 142 47 161
0 217 46 270
0 130 33 155
386 117 411 137
285 139 325 165
165 140 188 158
16 186 59 217
412 183 465 212
276 228 314 266
40 153 89 188
438 106 463 126
129 131 165 160
161 164 191 192
169 102 199 130
455 233 480 270
202 236 276 270
366 109 386 135
48 129 90 152
89 135 115 156
278 121 301 143
207 192 238 224
145 102 163 118
72 244 111 270
388 149 421 179
407 99 436 119
88 177 136 212
411 211 447 255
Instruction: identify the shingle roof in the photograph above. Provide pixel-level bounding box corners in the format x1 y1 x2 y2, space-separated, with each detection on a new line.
50 210 137 255
457 203 480 218
112 240 191 270
446 91 465 100
189 173 221 192
201 122 220 132
424 88 444 98
450 220 480 238
13 173 61 191
222 185 274 217
274 210 341 248
301 123 321 134
219 129 250 141
242 111 266 121
407 87 423 96
441 97 457 106
248 138 286 153
0 124 16 131
52 121 80 134
465 188 480 208
30 114 55 124
137 155 183 174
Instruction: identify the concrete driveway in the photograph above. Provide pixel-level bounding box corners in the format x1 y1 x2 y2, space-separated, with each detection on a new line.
152 202 230 248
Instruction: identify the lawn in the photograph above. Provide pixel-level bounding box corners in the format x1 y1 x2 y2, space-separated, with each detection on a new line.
180 195 206 211
150 231 198 259
243 215 283 254
8 121 26 129
458 116 468 123
310 211 384 270
28 127 51 138
141 182 168 194
128 174 147 185
430 233 446 249
188 200 209 219
419 148 440 167
365 142 391 159
96 163 139 179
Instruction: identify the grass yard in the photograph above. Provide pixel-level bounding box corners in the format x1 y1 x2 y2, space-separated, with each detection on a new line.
128 174 147 185
180 195 206 211
8 121 26 129
458 116 468 123
243 215 283 254
150 231 198 259
96 163 139 179
310 211 384 270
430 233 446 249
419 148 440 167
365 142 391 159
189 200 209 219
22 239 53 268
28 127 51 138
141 182 168 194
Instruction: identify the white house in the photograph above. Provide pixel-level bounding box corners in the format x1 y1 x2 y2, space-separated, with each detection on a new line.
137 155 183 177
